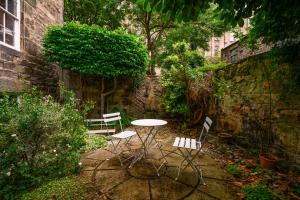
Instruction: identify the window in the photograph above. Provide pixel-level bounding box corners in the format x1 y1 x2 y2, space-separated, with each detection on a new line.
0 0 20 50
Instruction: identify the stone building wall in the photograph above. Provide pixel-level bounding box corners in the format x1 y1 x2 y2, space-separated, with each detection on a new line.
212 54 300 163
0 0 64 97
221 41 272 64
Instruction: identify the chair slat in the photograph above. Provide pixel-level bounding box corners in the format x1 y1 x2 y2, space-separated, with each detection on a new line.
85 119 104 123
173 137 180 147
205 117 213 126
103 112 120 118
112 131 136 139
179 138 185 147
88 129 115 134
103 116 121 122
185 138 191 148
191 139 197 149
203 122 210 132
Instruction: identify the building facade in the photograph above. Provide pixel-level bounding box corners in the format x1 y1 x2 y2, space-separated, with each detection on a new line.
0 0 63 96
205 19 251 57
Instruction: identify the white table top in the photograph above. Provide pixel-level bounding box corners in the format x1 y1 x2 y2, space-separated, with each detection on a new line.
131 119 167 127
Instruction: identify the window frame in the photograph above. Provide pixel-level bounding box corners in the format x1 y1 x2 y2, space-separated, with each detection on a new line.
0 0 20 51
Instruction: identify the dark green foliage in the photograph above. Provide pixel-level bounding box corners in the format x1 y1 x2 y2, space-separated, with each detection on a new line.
64 0 129 30
242 186 274 200
43 22 148 77
225 164 242 177
145 0 300 45
293 185 300 196
160 42 205 116
21 176 88 200
143 0 211 21
0 88 89 199
85 135 107 152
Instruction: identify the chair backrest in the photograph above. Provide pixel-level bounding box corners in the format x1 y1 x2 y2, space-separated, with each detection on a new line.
198 117 213 145
103 112 123 133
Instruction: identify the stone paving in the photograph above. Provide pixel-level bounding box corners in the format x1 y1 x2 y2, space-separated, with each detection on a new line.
80 125 237 200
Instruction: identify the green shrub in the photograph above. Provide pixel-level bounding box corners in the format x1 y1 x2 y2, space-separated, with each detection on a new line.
85 135 107 152
225 164 242 177
43 22 148 77
21 176 88 200
160 41 204 117
0 87 89 199
293 185 300 196
242 186 274 200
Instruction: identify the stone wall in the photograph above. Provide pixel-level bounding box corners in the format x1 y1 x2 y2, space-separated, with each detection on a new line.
221 40 272 64
62 70 163 118
212 54 300 163
131 75 163 117
0 0 64 97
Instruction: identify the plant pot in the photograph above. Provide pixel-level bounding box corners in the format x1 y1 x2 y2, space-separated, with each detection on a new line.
259 154 279 169
218 132 233 144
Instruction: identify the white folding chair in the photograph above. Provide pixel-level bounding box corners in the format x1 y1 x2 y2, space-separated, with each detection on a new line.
84 118 116 134
172 117 213 184
103 112 136 166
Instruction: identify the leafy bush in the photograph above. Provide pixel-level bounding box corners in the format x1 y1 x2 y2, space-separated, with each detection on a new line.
43 22 148 77
0 88 89 199
21 176 88 200
225 164 242 177
85 135 107 152
160 41 204 117
242 186 274 200
293 185 300 196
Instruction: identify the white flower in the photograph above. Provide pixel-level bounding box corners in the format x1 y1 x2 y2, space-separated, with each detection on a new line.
11 134 17 137
55 154 58 156
66 144 71 148
78 162 82 166
53 149 56 153
6 171 11 176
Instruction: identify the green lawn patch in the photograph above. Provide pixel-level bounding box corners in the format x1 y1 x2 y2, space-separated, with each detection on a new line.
21 176 89 200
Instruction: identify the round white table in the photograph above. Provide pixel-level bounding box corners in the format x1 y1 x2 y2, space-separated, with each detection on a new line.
131 119 167 127
129 119 168 176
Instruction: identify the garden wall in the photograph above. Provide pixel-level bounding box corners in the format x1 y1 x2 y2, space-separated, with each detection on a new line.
212 55 300 164
62 69 163 118
0 0 63 97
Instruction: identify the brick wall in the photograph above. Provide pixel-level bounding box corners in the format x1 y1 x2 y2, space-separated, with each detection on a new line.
0 0 64 97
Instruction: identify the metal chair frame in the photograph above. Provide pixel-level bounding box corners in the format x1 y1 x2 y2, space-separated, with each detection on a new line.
171 117 213 184
103 112 136 166
129 125 167 176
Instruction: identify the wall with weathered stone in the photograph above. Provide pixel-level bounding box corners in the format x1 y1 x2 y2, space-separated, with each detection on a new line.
62 69 163 118
221 41 272 64
0 0 63 97
212 54 300 163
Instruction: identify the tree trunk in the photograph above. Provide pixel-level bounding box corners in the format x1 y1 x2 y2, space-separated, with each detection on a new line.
100 77 117 115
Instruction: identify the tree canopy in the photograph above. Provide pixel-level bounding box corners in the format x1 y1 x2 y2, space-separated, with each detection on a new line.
64 0 129 30
144 0 300 44
43 22 148 77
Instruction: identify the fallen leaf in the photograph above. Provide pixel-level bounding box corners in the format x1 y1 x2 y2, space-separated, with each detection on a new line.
236 192 245 199
232 181 243 187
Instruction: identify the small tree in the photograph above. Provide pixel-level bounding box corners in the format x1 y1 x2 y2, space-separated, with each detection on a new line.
160 42 205 121
43 22 148 114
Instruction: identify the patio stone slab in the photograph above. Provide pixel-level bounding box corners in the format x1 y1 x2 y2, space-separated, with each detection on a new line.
80 125 237 200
